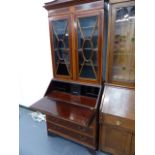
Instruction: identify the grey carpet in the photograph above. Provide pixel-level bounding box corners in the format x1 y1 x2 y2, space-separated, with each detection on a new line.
19 106 110 155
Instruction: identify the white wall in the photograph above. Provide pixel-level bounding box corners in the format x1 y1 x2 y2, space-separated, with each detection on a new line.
0 0 53 107
17 0 53 106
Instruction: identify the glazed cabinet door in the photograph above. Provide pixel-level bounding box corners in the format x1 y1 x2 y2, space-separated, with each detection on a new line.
49 15 73 79
107 2 135 86
75 11 103 83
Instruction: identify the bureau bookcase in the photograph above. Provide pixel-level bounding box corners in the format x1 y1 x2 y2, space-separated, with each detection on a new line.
31 0 106 150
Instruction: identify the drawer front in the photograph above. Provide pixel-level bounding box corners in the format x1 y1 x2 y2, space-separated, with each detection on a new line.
46 114 95 136
100 114 134 131
47 121 96 148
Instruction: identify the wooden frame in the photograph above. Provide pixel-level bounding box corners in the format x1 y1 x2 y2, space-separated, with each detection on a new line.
106 0 135 87
99 83 135 154
109 0 134 4
46 1 104 85
30 79 103 149
44 0 103 10
48 14 73 80
74 10 104 84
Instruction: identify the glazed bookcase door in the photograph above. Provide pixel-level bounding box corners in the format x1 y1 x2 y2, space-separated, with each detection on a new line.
108 2 135 86
49 16 73 79
75 12 103 83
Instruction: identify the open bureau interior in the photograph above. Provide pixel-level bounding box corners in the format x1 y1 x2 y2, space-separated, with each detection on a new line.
30 0 106 150
31 80 103 149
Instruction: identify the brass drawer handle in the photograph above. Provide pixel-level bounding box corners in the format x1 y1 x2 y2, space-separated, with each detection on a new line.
116 120 122 126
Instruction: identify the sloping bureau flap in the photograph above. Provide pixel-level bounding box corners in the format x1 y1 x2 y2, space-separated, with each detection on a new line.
30 96 95 127
30 79 101 127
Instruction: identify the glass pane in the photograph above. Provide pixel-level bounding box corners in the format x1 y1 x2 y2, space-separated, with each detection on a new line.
77 15 98 79
111 6 135 83
52 19 70 76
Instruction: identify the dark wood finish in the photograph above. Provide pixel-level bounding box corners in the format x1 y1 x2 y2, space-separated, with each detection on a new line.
100 124 132 155
46 0 104 84
101 114 134 132
130 134 135 155
47 91 97 108
48 14 73 79
106 0 135 87
99 84 135 155
31 0 136 153
74 10 104 84
30 0 136 153
47 1 104 17
75 1 104 12
47 122 96 149
46 114 95 136
46 113 98 149
31 96 95 126
109 0 134 4
31 80 102 149
44 0 104 10
100 84 135 121
39 3 105 149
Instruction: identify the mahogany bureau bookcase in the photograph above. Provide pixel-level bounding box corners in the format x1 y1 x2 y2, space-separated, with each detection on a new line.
30 0 106 151
99 0 135 155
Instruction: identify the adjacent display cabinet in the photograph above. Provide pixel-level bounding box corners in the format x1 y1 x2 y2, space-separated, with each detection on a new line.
99 84 135 155
106 0 135 87
99 0 135 155
31 0 106 151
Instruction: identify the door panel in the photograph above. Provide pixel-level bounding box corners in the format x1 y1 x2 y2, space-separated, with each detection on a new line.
100 124 132 155
108 2 135 86
49 16 73 79
75 11 103 83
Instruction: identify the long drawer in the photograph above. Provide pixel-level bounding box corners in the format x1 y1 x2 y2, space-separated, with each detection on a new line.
100 114 134 132
47 121 96 149
46 114 96 137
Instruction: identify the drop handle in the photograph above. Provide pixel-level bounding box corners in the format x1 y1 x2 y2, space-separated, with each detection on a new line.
116 120 122 126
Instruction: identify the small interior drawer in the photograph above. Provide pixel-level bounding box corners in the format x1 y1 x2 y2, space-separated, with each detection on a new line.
100 114 134 131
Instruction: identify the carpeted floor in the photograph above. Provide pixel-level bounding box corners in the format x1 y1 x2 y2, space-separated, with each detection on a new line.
19 106 110 155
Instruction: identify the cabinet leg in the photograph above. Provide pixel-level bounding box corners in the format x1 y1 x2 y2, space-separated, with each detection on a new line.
47 130 57 137
87 148 97 155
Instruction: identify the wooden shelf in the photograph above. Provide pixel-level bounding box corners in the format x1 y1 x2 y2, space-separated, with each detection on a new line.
55 48 70 51
78 48 98 52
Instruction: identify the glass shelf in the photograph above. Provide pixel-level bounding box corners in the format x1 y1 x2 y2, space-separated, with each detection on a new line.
81 26 96 29
78 48 98 52
55 48 70 51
